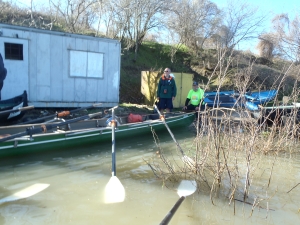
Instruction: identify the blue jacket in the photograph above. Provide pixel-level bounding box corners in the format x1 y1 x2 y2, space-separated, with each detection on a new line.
157 75 177 99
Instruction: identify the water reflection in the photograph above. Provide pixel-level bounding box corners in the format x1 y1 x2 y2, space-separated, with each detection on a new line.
0 126 300 224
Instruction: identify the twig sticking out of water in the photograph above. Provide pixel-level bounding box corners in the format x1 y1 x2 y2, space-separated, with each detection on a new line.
233 198 275 211
287 183 300 193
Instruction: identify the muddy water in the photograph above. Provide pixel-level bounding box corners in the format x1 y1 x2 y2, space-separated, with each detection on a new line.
0 127 300 225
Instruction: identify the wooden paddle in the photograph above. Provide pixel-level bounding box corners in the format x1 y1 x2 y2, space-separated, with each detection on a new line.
0 111 104 143
0 105 34 115
19 103 102 125
153 105 196 169
159 180 197 225
104 106 125 203
0 183 50 205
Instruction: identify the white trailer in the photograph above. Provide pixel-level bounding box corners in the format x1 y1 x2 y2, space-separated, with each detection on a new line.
0 23 121 108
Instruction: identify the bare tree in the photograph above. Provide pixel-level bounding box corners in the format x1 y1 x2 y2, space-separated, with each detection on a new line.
165 0 220 55
271 13 300 62
96 0 167 59
0 0 38 27
91 0 107 37
257 33 275 59
49 0 97 33
216 0 267 50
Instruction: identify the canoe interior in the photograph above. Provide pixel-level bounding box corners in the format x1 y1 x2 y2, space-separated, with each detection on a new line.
0 112 195 157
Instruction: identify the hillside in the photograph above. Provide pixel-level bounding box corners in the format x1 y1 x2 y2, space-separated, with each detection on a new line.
0 1 298 105
120 41 298 104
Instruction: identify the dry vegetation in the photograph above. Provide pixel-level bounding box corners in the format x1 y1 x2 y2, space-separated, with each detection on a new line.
146 50 300 216
1 0 300 218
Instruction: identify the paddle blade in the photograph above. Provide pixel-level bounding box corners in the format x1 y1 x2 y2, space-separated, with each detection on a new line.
177 180 197 197
0 183 50 204
104 176 125 204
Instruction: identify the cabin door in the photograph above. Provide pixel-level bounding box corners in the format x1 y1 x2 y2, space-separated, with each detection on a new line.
0 37 29 99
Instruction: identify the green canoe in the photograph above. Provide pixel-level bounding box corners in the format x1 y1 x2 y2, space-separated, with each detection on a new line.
0 112 195 157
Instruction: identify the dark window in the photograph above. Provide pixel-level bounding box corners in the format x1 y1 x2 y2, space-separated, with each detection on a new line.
4 43 23 60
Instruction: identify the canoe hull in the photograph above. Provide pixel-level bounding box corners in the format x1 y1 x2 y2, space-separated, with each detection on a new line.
0 112 195 157
204 90 277 110
204 95 243 108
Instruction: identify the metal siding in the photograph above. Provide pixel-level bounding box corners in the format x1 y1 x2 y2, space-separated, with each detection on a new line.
27 31 37 102
96 42 109 102
86 38 100 102
107 42 120 102
50 34 63 101
74 38 88 102
0 23 120 107
36 33 51 101
62 37 75 102
86 79 98 102
87 39 98 52
0 37 29 99
74 77 86 101
75 37 88 51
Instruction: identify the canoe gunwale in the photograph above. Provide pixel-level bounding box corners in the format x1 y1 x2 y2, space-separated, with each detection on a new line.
0 112 195 157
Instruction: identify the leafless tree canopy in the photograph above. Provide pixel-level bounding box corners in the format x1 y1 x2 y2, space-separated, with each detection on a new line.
164 0 220 55
257 33 275 59
217 0 266 49
272 13 300 62
49 0 97 33
1 0 298 63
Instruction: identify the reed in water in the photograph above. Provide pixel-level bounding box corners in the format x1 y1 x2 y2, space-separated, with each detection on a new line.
147 58 300 217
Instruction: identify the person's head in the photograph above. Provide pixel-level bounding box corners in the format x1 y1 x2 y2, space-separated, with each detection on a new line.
163 68 171 77
192 81 199 91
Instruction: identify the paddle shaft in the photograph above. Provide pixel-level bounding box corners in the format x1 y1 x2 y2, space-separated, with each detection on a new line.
0 111 103 142
20 103 102 125
154 105 185 156
0 105 34 115
159 196 186 225
111 108 116 176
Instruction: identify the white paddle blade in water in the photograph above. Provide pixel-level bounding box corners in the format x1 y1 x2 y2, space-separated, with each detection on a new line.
104 176 125 204
177 180 197 197
0 183 50 204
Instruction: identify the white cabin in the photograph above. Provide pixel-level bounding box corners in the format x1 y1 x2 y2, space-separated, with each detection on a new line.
0 23 120 108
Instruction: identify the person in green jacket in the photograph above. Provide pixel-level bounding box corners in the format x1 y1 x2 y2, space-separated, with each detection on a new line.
156 68 177 113
182 81 205 111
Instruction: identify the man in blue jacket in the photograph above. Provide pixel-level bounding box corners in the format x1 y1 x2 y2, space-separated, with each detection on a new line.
157 68 177 113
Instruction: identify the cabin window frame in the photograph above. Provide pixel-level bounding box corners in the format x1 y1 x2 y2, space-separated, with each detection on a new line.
4 42 24 60
69 50 104 79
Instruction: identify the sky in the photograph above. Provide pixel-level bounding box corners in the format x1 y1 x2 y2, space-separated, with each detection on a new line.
210 0 299 52
211 0 299 15
9 0 300 53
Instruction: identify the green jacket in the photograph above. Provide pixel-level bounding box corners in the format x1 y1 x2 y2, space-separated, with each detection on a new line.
157 75 177 99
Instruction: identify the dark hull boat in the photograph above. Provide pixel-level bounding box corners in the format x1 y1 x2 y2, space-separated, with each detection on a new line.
251 103 300 125
0 91 28 125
